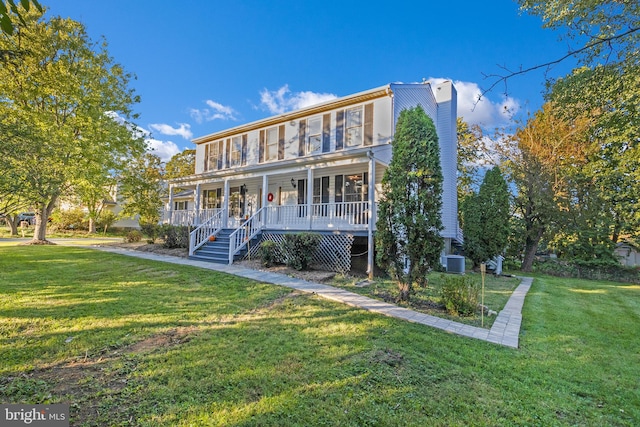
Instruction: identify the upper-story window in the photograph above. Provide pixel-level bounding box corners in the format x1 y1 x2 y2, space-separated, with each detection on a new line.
205 140 224 171
230 136 242 167
307 117 322 155
265 127 278 161
345 106 363 147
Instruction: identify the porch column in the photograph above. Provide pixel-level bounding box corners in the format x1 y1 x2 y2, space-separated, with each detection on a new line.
168 184 174 225
307 167 313 230
367 152 375 280
223 179 230 228
194 183 201 225
262 174 268 226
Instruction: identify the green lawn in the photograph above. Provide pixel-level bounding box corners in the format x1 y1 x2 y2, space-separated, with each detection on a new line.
0 245 638 426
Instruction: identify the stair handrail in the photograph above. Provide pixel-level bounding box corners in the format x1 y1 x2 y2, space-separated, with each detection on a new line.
189 209 224 256
228 207 265 264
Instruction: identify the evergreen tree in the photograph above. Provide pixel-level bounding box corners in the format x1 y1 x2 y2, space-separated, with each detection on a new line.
376 106 443 302
462 166 511 268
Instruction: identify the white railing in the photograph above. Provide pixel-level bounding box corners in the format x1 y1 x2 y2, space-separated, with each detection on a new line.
163 209 223 226
265 201 369 230
228 207 265 264
189 209 224 256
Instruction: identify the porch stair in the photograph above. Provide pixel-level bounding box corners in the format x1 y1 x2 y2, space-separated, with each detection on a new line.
189 228 261 264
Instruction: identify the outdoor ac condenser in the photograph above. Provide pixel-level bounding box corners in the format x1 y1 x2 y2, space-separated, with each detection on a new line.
445 255 466 274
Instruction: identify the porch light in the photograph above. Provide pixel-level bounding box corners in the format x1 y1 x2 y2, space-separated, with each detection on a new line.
291 178 297 189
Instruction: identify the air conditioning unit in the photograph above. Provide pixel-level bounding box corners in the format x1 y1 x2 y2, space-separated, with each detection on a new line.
445 255 466 274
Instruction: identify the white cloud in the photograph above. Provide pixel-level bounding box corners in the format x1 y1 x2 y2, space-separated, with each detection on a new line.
259 84 338 114
149 123 193 140
428 78 520 129
146 138 181 163
190 100 237 123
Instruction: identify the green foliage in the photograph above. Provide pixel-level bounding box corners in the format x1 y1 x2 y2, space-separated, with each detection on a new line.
0 10 144 242
376 106 444 300
0 0 42 35
95 210 117 234
164 149 196 180
159 225 189 249
124 229 143 243
118 153 165 225
534 258 639 284
439 274 479 316
139 223 160 243
456 117 485 202
50 208 87 231
281 233 321 270
258 240 281 267
462 166 511 267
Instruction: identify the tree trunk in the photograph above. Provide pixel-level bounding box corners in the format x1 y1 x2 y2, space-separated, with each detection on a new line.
7 216 19 236
521 228 544 272
32 197 57 242
88 217 96 234
397 282 411 302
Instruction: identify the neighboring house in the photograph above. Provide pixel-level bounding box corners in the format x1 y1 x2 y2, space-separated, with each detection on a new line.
165 81 461 274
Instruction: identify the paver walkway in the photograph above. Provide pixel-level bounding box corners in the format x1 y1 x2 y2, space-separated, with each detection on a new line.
90 245 532 349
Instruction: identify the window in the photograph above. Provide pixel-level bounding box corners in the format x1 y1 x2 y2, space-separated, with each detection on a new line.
313 176 330 216
203 189 222 209
344 172 368 202
174 201 187 210
307 116 322 155
205 140 224 171
345 106 363 147
265 127 278 161
230 136 242 167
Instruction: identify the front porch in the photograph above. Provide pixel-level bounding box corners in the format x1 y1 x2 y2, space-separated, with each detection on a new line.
162 200 372 231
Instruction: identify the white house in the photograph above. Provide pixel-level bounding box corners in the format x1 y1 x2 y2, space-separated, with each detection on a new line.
164 81 461 275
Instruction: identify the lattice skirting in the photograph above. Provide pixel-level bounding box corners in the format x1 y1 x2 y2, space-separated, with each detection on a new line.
242 232 355 273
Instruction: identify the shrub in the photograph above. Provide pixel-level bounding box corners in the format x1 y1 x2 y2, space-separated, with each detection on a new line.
50 208 88 231
125 230 143 243
160 225 189 249
440 275 479 316
140 223 161 243
258 240 281 267
96 211 117 233
281 233 322 271
535 259 639 284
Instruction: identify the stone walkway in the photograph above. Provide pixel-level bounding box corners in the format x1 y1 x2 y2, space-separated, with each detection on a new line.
90 245 532 349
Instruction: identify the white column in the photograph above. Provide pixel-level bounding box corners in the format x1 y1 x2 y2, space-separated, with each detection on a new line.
262 174 268 226
223 179 230 228
194 183 201 225
307 168 313 230
367 152 375 280
168 184 174 225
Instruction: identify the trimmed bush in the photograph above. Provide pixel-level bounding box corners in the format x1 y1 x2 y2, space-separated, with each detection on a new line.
258 240 281 267
124 230 143 243
50 208 88 231
160 225 189 249
440 275 479 316
281 233 322 271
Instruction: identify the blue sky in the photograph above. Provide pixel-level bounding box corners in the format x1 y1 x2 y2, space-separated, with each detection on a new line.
44 0 578 161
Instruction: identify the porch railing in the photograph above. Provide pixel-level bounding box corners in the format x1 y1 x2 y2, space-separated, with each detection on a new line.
228 207 265 264
164 208 223 226
264 201 369 230
189 209 224 256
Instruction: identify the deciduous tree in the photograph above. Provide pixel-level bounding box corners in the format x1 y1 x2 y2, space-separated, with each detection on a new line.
376 106 444 301
0 9 144 242
118 152 165 226
165 149 196 180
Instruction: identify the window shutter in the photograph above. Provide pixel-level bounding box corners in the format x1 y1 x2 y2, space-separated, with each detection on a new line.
225 139 230 168
217 141 224 170
241 134 247 166
298 121 306 157
278 125 285 160
322 113 331 153
259 130 265 163
364 103 374 146
204 144 210 171
335 110 344 150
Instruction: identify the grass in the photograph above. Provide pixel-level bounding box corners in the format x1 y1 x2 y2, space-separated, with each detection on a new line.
331 272 520 328
0 225 126 239
1 245 639 426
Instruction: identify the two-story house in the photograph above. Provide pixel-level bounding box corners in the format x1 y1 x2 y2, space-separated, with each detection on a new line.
164 81 461 276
